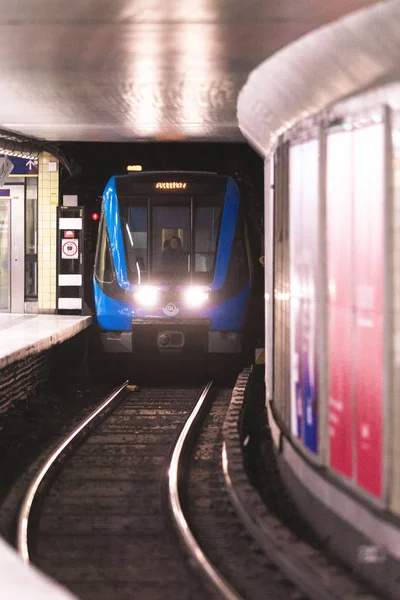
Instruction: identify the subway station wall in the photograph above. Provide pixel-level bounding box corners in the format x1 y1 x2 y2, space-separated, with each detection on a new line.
268 95 400 513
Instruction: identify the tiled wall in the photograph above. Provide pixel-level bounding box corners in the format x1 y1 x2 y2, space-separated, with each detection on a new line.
38 152 59 312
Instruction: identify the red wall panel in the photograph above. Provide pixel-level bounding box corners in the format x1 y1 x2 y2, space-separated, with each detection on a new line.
326 130 354 478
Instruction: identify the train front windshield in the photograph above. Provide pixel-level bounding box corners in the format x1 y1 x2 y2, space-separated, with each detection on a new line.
120 193 223 285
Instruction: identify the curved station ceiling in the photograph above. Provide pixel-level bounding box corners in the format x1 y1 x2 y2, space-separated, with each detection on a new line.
0 0 378 143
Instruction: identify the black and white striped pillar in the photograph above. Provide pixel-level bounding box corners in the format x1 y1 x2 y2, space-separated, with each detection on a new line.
56 206 84 314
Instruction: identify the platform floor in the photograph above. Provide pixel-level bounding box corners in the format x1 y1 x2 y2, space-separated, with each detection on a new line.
0 313 91 368
1 537 78 600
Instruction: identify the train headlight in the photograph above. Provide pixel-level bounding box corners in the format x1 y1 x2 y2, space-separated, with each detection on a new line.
183 286 209 308
135 285 159 307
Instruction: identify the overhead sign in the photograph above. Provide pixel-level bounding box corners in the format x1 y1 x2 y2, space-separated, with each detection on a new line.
61 239 79 259
0 154 38 177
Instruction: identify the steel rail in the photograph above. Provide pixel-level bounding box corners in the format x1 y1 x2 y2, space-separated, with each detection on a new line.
17 380 129 564
168 381 244 600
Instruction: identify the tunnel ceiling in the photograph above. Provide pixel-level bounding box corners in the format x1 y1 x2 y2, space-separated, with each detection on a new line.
0 0 379 143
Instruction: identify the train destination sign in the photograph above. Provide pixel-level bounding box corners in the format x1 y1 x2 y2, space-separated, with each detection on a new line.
155 182 187 189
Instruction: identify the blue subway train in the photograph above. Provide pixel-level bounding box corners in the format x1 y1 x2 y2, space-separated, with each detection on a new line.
93 171 257 367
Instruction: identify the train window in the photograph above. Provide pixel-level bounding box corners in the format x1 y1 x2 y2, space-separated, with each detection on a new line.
152 204 190 278
123 205 148 283
119 193 223 284
94 212 115 284
194 204 222 273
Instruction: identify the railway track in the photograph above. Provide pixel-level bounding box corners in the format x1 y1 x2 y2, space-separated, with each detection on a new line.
18 383 207 600
13 375 379 600
14 378 300 600
178 386 298 600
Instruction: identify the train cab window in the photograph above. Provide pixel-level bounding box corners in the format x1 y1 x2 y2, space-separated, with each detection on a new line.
152 204 190 280
94 212 115 284
194 203 222 275
123 205 148 283
119 191 223 285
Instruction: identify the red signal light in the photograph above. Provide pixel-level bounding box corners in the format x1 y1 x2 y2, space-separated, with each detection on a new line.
91 212 99 221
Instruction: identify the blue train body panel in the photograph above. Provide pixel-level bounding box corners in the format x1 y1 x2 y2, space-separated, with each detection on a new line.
204 284 249 330
94 280 134 330
103 177 130 289
211 177 240 291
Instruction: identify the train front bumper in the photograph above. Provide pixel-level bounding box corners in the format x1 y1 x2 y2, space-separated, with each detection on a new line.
99 318 242 354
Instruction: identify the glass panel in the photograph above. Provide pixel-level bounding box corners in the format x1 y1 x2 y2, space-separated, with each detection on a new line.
353 123 384 499
273 143 291 430
25 260 37 298
25 178 38 297
289 140 320 455
153 204 190 281
391 111 400 514
94 212 115 284
25 179 37 254
119 194 224 285
326 129 353 480
0 198 10 310
327 122 385 499
194 204 222 273
123 205 148 283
